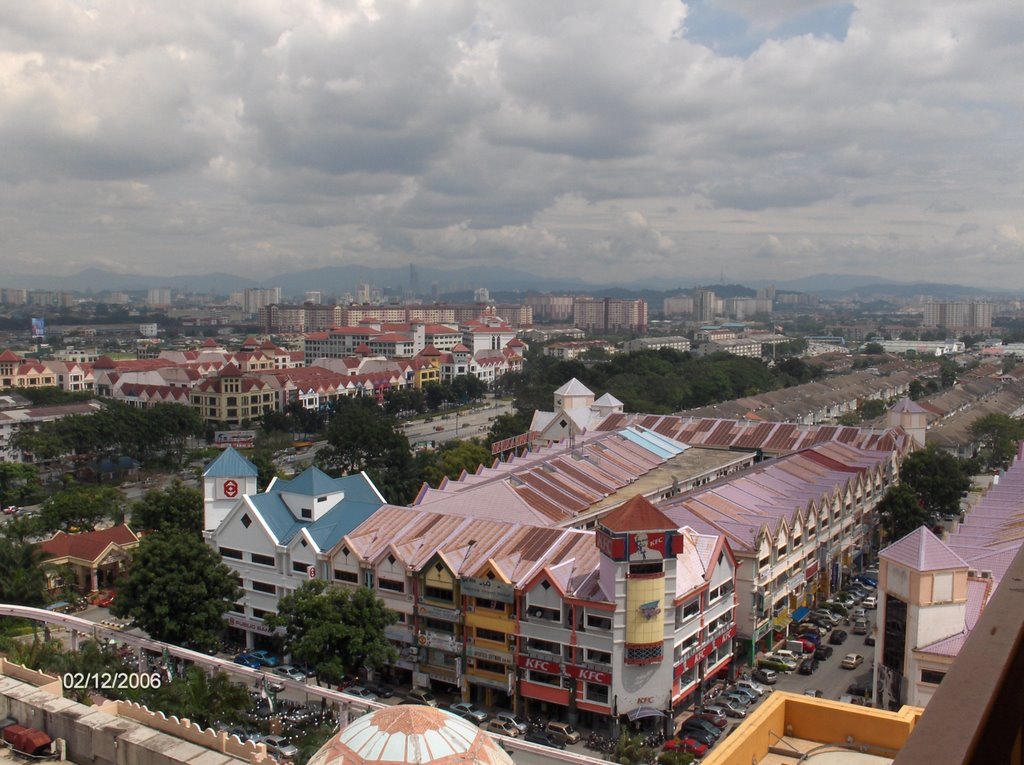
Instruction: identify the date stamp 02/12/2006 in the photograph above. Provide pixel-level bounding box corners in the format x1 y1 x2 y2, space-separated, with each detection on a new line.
62 672 163 691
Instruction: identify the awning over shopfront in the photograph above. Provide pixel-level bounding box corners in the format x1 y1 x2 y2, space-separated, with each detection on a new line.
627 707 667 721
792 606 810 623
771 612 792 631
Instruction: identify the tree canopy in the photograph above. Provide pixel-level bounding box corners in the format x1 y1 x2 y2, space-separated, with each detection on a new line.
36 485 127 534
415 439 494 487
111 530 241 651
898 446 971 520
876 483 934 543
129 480 203 535
0 535 51 607
268 579 398 685
316 397 421 504
970 414 1024 472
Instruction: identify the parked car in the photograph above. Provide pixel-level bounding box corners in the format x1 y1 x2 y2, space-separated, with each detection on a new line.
678 725 717 748
249 649 281 668
854 575 878 588
852 618 869 635
263 735 298 761
494 712 528 734
449 702 488 725
841 653 865 669
803 689 824 698
758 656 793 672
405 689 438 707
523 730 564 749
346 686 378 701
233 653 262 669
691 709 728 728
485 719 521 738
707 699 746 719
721 691 752 708
3 506 19 515
735 678 770 697
363 682 395 698
764 652 798 670
850 607 868 621
273 665 306 682
798 657 819 675
811 609 841 625
664 736 708 758
862 596 877 609
847 683 871 698
95 591 116 608
865 633 877 647
795 630 821 645
752 668 778 685
814 645 834 661
544 722 581 745
829 629 849 645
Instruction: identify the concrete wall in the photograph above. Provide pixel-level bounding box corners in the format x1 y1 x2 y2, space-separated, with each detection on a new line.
0 667 268 765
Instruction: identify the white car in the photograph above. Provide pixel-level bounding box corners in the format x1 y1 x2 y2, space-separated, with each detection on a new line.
735 678 770 697
862 596 877 609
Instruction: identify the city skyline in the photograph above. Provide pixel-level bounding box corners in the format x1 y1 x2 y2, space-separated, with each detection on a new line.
1 1 1022 288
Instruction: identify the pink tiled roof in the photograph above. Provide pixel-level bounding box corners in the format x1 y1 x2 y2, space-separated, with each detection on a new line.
880 527 969 572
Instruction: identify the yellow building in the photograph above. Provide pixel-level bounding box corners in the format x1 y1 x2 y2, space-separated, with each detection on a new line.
189 364 276 426
0 349 58 389
462 564 516 707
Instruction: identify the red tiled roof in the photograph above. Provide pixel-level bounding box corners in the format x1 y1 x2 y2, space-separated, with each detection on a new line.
0 349 23 362
39 525 138 563
600 495 677 532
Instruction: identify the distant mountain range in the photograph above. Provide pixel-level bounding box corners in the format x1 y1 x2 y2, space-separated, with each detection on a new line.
0 265 1011 301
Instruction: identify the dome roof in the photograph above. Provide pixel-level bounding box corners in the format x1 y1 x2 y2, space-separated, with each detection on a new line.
308 706 513 765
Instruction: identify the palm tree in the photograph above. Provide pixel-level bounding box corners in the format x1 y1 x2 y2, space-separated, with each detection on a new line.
141 667 251 729
0 535 51 607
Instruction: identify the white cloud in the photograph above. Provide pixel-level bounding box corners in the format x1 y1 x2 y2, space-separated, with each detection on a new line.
0 0 1020 289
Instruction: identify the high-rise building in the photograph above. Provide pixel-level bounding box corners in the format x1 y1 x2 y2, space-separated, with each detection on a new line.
525 294 575 322
147 288 172 307
573 298 648 334
243 287 281 315
356 283 372 304
304 291 322 305
694 289 717 323
922 301 992 330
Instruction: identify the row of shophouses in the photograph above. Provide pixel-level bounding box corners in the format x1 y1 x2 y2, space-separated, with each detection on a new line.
203 388 913 729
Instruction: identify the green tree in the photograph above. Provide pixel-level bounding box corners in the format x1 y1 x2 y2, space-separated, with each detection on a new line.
37 485 127 534
268 579 398 686
0 536 51 607
111 530 241 651
317 397 420 504
877 484 933 543
55 639 132 704
129 481 203 535
658 750 696 765
858 399 887 421
612 730 657 765
0 462 41 509
836 412 860 427
136 666 252 728
899 446 971 519
862 342 885 355
416 439 494 487
969 414 1024 471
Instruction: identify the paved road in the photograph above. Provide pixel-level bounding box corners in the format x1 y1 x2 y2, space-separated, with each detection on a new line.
403 399 515 447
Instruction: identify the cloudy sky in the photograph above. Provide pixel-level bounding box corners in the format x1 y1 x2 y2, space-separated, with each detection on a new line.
1 0 1022 289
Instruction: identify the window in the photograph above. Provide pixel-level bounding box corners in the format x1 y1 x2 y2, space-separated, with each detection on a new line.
424 618 455 634
219 547 243 560
379 578 405 593
475 627 506 643
625 644 663 664
474 597 503 611
292 561 309 573
476 658 506 674
586 649 611 664
251 553 274 566
921 669 945 685
528 670 560 686
424 585 454 602
585 683 610 704
525 638 560 655
301 508 312 519
334 569 358 583
251 581 276 594
586 614 612 631
229 601 245 614
629 561 663 576
241 514 252 529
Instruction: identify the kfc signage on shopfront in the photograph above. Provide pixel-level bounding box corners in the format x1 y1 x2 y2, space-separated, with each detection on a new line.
516 656 612 685
565 665 612 685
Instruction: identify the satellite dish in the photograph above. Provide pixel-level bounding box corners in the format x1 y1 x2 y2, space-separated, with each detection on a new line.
534 609 544 619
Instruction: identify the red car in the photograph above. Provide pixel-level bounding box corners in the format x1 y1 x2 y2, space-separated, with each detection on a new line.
665 736 708 757
95 591 116 608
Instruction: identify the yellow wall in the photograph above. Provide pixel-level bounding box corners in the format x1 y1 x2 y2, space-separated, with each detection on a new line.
702 692 923 765
626 576 664 645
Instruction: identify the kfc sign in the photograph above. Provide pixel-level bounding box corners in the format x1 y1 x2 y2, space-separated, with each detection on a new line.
565 665 612 685
517 656 560 674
